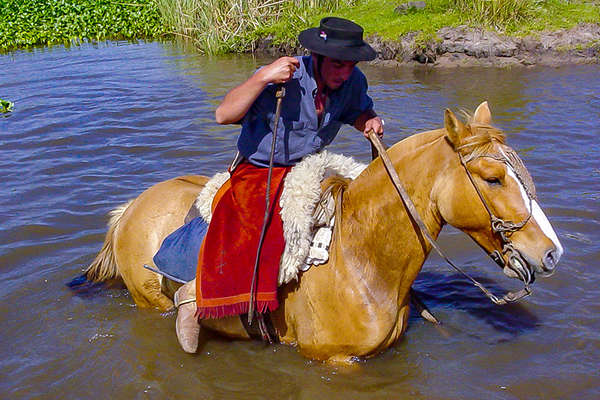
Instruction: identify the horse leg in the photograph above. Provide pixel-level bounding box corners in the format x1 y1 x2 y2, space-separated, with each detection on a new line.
113 221 175 311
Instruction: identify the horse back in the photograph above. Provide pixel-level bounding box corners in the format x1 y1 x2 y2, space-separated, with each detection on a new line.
111 175 209 310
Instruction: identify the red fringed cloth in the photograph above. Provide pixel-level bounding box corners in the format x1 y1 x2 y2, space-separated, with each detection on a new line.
195 162 292 319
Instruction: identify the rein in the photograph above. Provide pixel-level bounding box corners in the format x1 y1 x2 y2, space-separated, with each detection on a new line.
368 131 531 305
248 85 286 329
458 153 534 289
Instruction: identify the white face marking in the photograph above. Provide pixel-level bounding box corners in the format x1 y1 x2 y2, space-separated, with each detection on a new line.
532 200 564 260
499 148 564 261
505 165 531 213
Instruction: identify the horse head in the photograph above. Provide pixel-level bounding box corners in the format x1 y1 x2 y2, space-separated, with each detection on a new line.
435 102 563 287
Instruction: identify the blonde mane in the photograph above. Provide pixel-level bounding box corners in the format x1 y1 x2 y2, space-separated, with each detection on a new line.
455 111 506 162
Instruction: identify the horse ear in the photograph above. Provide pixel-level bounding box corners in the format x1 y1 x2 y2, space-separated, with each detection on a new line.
473 101 492 124
444 108 466 148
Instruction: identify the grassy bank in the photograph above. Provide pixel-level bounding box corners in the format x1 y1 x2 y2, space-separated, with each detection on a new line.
263 0 599 49
159 0 599 54
1 0 598 54
154 0 354 54
0 0 165 52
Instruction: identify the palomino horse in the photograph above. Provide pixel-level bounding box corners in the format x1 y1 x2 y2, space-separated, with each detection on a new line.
83 102 563 362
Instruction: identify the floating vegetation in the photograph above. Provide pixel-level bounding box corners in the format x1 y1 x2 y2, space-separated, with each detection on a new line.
0 0 166 52
1 98 14 114
1 0 598 54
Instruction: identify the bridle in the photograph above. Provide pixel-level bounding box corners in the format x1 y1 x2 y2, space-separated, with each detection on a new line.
369 132 535 305
458 147 537 299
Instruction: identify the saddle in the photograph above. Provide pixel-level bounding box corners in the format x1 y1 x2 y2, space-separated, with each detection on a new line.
149 151 366 315
194 150 366 284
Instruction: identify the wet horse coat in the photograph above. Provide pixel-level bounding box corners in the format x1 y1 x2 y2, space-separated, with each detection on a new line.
83 103 563 362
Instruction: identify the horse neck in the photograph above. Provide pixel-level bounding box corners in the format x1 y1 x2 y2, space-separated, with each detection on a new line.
336 129 453 303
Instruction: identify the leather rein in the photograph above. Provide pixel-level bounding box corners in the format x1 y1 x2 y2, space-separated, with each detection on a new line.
368 131 532 305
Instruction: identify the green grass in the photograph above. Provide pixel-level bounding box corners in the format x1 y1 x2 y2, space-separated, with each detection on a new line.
520 0 600 34
155 0 355 54
0 0 166 52
452 0 541 30
1 0 598 53
262 0 460 42
227 0 600 53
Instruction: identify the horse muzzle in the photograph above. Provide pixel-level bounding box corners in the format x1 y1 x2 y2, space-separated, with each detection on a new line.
517 241 563 279
490 247 536 285
539 246 561 276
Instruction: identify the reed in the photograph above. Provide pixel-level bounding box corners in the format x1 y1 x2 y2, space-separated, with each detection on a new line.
451 0 542 29
154 0 354 54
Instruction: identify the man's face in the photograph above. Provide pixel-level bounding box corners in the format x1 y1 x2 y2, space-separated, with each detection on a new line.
320 57 357 90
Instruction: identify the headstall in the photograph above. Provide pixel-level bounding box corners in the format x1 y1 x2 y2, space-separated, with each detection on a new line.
369 132 535 305
458 147 537 302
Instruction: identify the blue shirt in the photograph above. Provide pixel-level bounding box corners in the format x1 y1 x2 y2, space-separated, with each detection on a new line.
237 55 373 167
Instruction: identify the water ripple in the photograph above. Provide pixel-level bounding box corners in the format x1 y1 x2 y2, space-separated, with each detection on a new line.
1 42 599 400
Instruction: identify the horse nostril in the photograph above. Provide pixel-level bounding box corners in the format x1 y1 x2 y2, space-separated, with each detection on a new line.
543 249 557 272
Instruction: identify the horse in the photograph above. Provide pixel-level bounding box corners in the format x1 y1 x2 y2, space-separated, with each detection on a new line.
81 102 563 363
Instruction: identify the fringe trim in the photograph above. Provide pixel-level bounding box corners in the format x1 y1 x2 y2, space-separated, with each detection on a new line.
195 300 278 320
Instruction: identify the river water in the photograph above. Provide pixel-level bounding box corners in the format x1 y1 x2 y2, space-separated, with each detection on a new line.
1 40 598 399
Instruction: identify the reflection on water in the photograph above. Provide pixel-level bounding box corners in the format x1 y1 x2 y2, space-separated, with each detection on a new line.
1 40 599 399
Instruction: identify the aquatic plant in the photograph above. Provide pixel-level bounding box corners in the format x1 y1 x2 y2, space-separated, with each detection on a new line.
0 0 166 52
1 98 14 113
1 0 597 53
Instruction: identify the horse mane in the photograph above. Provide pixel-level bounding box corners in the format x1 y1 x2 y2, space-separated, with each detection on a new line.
455 111 506 162
321 175 350 197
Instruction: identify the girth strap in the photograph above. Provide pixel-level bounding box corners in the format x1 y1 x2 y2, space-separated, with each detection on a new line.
240 312 279 344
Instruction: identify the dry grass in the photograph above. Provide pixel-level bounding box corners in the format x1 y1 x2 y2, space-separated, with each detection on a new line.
451 0 542 29
155 0 353 54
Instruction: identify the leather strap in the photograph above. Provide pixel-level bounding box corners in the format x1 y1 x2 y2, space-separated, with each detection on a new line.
368 131 530 305
240 312 279 343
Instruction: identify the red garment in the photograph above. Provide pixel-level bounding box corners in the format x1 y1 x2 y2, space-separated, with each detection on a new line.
195 162 291 319
315 87 327 120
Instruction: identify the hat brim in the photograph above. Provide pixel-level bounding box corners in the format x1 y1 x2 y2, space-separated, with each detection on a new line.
298 28 377 62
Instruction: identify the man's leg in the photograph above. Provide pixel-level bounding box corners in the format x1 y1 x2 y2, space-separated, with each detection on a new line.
174 279 200 353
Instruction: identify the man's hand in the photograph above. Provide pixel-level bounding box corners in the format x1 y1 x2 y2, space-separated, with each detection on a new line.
354 110 384 138
362 116 384 139
257 57 301 85
215 56 299 124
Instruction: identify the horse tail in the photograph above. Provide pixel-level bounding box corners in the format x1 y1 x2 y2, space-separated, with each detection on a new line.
84 200 133 282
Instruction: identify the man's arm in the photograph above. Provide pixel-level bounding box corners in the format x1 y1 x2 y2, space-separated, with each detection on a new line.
354 109 384 138
215 57 301 125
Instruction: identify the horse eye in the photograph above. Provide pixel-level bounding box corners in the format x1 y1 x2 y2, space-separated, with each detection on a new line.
484 177 502 185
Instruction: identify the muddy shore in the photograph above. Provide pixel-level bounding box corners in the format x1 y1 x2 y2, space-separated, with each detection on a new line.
256 23 600 67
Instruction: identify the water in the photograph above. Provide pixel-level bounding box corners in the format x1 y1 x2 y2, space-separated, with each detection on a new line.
1 40 599 399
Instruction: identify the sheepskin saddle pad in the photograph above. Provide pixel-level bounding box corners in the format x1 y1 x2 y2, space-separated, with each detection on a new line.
195 151 366 285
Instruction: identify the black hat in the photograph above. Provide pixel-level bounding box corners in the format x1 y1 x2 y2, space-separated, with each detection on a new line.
298 17 376 62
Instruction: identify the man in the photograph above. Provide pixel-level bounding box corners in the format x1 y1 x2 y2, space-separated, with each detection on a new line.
174 16 384 352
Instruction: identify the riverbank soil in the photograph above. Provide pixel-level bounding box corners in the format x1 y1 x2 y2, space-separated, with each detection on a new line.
256 23 600 67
